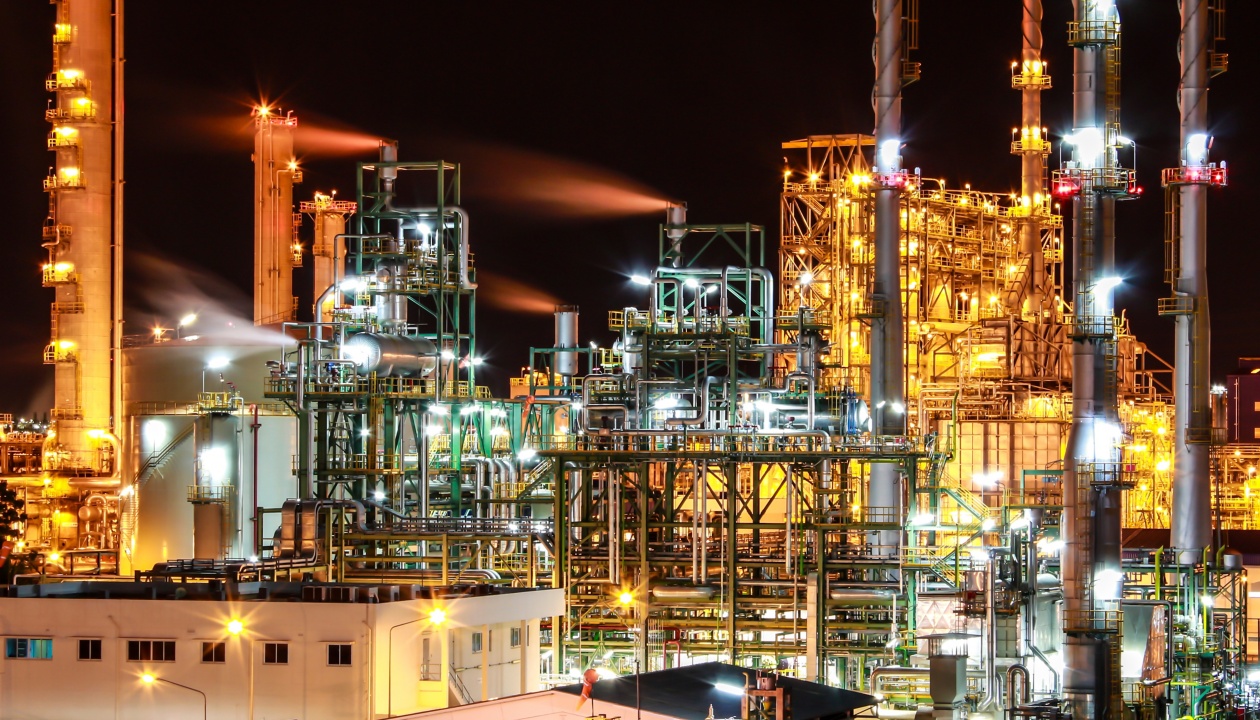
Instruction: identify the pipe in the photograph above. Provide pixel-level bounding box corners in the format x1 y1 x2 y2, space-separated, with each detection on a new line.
111 0 125 461
1006 664 1030 709
251 403 261 557
785 465 793 573
296 339 315 498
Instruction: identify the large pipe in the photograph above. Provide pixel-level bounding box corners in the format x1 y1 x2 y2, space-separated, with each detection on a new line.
1169 0 1212 561
870 0 905 560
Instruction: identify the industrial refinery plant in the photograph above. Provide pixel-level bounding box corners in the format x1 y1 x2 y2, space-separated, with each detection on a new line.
0 1 1257 720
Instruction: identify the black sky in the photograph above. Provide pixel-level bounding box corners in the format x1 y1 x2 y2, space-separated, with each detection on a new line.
1 1 1257 416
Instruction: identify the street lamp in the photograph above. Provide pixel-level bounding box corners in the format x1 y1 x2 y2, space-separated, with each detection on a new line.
203 358 229 393
140 673 207 720
177 313 197 339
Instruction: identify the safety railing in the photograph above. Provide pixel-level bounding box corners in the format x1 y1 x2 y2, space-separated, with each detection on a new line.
187 485 233 504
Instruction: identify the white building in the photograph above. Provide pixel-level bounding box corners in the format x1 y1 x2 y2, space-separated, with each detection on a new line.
0 581 562 720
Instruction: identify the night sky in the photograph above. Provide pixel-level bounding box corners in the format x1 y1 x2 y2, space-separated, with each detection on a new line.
1 1 1257 416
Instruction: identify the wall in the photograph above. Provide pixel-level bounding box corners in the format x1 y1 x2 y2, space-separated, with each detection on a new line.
0 588 563 720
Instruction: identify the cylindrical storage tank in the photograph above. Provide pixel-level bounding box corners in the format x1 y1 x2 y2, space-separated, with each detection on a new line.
554 305 579 377
192 413 241 561
343 333 437 377
192 504 224 560
124 337 297 571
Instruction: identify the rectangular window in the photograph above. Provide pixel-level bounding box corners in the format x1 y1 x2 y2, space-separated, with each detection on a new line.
471 632 482 654
263 642 289 665
5 638 53 660
327 643 352 666
201 641 226 664
77 639 102 661
510 627 522 648
127 640 176 663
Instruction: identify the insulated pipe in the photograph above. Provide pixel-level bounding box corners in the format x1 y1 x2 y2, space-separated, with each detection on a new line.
390 206 477 290
1007 664 1031 709
785 465 794 573
870 0 905 562
1170 0 1212 561
296 340 315 498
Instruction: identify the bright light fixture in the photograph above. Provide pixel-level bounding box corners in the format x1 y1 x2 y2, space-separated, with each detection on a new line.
227 619 243 635
429 608 447 625
179 314 197 327
206 357 229 370
910 512 935 527
1093 276 1123 295
716 683 746 696
630 274 651 286
618 592 633 606
141 673 156 684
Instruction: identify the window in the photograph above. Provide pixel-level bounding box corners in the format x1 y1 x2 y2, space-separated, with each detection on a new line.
201 641 226 664
471 632 482 654
263 642 289 665
327 644 352 666
510 627 522 648
78 639 102 661
127 640 176 662
5 638 52 659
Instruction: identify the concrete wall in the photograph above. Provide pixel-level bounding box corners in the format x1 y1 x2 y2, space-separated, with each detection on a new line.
0 588 563 720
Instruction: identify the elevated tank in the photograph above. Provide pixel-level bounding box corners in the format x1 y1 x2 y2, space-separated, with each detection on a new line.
343 333 437 377
554 305 579 377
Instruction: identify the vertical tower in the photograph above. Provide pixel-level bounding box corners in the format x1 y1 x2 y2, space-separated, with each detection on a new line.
42 0 119 476
1058 2 1136 719
1012 0 1051 318
300 191 357 312
253 106 300 325
1165 0 1227 560
869 0 909 556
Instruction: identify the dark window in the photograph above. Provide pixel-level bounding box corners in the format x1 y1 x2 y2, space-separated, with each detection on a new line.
510 627 522 648
327 644 352 666
127 640 175 662
471 632 482 654
263 642 289 665
5 638 52 659
78 639 102 661
201 641 226 664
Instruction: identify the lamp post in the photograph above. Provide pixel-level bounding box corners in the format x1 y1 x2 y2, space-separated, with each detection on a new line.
141 673 207 720
177 313 197 339
203 358 229 394
388 608 447 717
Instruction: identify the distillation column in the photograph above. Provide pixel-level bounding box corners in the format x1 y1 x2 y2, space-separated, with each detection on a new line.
301 192 357 310
1168 0 1214 560
253 107 299 325
43 0 118 475
1014 0 1049 317
868 0 906 558
1061 3 1126 719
